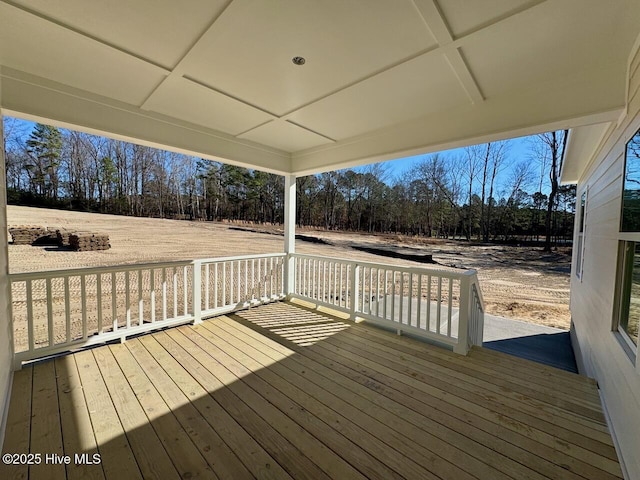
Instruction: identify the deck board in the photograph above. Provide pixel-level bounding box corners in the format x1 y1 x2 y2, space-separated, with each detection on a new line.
0 301 623 480
55 356 105 480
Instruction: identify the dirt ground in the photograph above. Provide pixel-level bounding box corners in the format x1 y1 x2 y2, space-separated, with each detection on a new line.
7 205 572 329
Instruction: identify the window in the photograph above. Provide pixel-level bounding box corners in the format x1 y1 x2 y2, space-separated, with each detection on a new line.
576 189 587 279
621 128 640 231
616 242 640 351
615 127 640 360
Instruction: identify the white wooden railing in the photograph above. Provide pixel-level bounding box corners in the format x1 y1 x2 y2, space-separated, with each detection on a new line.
10 253 285 366
289 253 484 354
9 251 484 366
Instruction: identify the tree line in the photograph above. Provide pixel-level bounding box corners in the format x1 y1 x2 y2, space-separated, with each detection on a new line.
3 118 573 250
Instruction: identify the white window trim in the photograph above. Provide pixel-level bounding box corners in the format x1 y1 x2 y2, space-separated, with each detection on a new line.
613 240 640 366
576 187 588 281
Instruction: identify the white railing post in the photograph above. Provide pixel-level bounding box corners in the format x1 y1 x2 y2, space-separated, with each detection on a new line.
454 272 471 355
192 260 202 324
350 264 360 320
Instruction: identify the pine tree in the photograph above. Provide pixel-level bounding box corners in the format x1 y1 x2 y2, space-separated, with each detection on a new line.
25 123 62 198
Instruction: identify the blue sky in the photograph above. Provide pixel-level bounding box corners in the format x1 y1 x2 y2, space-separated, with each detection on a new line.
370 135 532 179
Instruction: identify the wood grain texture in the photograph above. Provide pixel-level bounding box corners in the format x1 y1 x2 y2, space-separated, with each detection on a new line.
1 302 623 480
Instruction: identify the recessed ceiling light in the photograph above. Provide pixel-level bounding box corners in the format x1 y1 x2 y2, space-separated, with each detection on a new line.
292 56 306 66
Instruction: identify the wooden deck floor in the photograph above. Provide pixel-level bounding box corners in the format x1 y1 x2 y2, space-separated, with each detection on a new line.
1 301 622 480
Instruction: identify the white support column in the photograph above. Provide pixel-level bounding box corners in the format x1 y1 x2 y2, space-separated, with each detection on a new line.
284 175 296 298
0 101 16 447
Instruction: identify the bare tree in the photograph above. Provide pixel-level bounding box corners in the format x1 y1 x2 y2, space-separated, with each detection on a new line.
536 130 568 252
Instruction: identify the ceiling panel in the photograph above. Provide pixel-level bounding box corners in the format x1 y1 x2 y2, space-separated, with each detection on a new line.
239 121 333 152
288 52 468 140
436 0 534 38
181 0 436 116
9 0 229 69
461 0 637 99
0 4 165 106
143 76 273 136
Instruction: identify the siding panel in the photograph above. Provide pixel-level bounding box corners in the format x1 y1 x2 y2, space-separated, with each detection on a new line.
571 40 640 480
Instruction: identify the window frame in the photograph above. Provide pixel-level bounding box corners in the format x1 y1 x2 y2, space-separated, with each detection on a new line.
614 241 639 358
613 126 640 365
575 187 587 280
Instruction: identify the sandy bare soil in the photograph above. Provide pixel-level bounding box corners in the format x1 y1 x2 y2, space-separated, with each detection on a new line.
7 205 572 329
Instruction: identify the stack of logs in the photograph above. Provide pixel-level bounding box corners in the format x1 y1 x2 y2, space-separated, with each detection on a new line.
8 226 48 245
55 228 73 247
68 232 111 252
9 225 110 251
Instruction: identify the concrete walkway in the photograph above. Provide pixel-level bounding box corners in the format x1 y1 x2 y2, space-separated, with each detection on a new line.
482 313 578 373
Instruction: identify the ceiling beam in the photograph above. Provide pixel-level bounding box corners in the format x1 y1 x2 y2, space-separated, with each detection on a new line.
290 65 625 176
139 0 235 110
412 0 483 103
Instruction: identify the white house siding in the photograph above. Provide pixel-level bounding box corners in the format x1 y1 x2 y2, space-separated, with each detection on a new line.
570 40 640 479
0 90 14 448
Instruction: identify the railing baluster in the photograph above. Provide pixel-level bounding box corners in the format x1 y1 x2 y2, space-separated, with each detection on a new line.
408 273 413 327
251 259 255 301
416 274 422 329
138 269 144 326
230 261 235 303
97 274 103 334
258 258 263 300
150 269 156 323
332 262 337 306
173 267 178 319
399 271 404 326
311 259 316 300
339 263 344 308
182 266 188 316
192 262 201 323
361 267 366 314
112 272 118 331
436 276 442 335
205 263 210 311
214 263 218 308
245 259 249 301
270 257 274 298
80 275 87 341
376 269 380 317
447 278 453 337
126 271 131 329
426 275 432 331
162 268 167 321
322 261 326 302
368 267 373 315
383 270 388 320
222 262 227 306
64 276 71 343
26 280 34 352
391 271 396 323
280 256 284 296
46 278 54 346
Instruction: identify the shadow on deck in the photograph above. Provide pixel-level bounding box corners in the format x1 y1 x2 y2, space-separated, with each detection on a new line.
0 301 621 480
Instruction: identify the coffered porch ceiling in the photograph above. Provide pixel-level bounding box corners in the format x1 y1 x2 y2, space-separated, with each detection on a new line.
1 0 639 175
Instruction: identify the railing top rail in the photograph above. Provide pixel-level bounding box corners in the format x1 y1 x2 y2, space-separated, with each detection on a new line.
198 252 286 264
9 259 195 281
9 252 290 282
290 252 475 279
